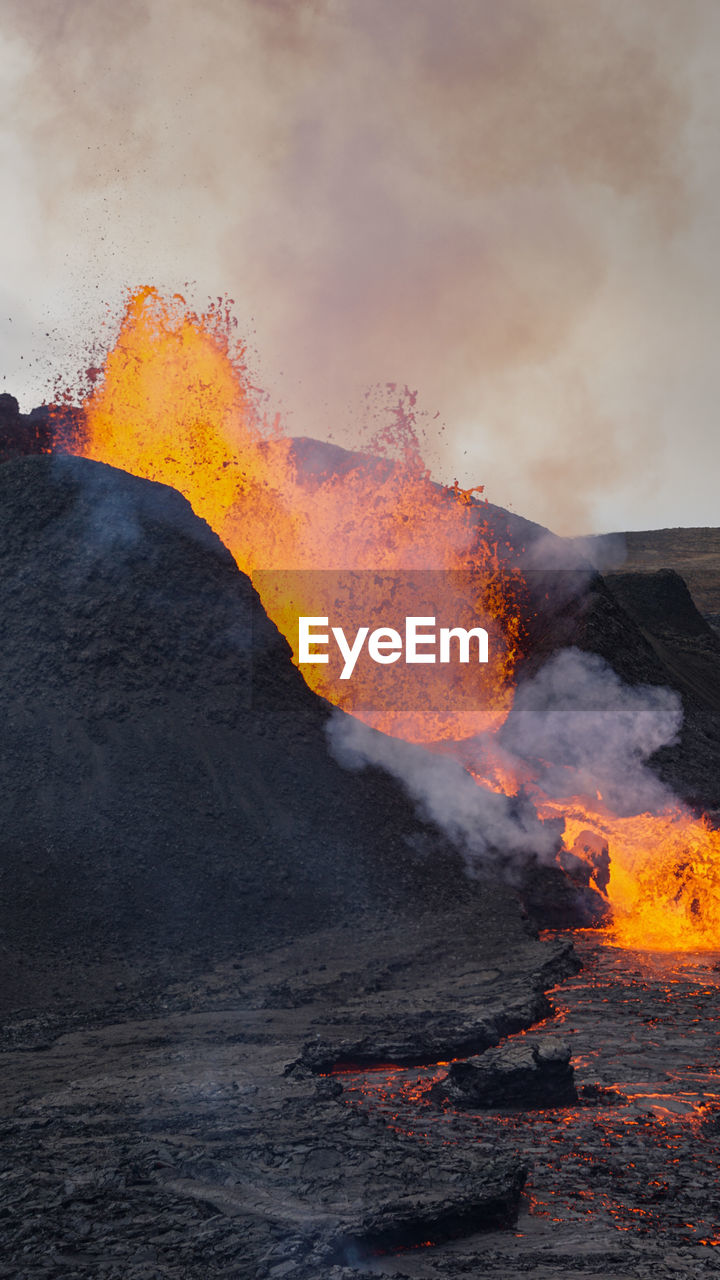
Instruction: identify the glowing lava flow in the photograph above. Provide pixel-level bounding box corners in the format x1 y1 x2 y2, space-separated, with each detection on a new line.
555 802 720 952
73 287 520 743
467 747 720 950
68 287 720 951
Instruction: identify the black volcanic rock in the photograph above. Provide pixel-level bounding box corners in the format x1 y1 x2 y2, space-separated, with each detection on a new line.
606 569 720 710
0 391 20 418
600 570 720 809
0 454 541 1007
0 396 61 460
4 436 699 1279
438 1038 577 1110
518 863 611 931
504 550 720 814
588 525 720 631
0 453 590 1280
5 431 718 970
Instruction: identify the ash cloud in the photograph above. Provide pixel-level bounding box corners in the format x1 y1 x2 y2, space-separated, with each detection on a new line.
1 1 718 532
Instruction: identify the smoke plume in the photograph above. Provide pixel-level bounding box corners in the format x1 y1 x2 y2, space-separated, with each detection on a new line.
327 647 683 874
1 1 719 532
497 649 682 817
326 709 561 873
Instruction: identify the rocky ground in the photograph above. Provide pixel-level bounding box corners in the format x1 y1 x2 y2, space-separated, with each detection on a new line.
330 933 720 1278
0 909 575 1279
4 929 720 1279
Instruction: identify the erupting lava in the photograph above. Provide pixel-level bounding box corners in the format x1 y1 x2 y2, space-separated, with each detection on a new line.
534 795 720 952
73 287 520 742
463 745 720 951
67 287 720 951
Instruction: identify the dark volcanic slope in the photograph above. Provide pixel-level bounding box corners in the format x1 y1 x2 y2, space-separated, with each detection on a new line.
3 440 720 1001
0 448 582 1280
0 455 508 998
525 568 720 812
606 570 720 717
587 526 720 630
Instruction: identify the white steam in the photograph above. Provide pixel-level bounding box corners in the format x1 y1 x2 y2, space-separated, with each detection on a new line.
326 647 683 873
326 711 560 871
498 648 681 816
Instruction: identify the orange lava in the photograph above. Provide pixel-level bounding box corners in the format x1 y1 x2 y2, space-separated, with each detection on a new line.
465 739 720 949
68 287 720 951
557 801 720 952
74 287 520 742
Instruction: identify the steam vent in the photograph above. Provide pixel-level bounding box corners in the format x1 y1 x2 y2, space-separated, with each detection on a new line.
3 405 720 1275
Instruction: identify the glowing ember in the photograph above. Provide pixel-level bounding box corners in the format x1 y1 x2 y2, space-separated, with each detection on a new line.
67 287 720 951
336 937 720 1254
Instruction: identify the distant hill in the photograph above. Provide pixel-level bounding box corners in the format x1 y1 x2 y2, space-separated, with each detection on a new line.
586 528 720 632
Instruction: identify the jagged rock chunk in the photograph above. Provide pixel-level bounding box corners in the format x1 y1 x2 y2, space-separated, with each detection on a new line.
438 1038 577 1109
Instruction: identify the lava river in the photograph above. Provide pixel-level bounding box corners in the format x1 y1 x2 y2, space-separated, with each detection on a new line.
329 932 720 1277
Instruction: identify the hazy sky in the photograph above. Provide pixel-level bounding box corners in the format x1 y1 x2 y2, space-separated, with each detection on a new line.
1 0 719 534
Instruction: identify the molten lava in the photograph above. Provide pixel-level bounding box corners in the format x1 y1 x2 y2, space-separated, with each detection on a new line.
559 803 720 952
468 749 720 951
74 287 521 742
68 286 720 951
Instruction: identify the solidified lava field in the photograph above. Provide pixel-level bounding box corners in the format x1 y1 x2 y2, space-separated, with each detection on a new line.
336 932 720 1277
3 924 720 1278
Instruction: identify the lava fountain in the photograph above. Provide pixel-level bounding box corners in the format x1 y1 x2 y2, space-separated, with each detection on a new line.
66 287 720 951
71 287 525 743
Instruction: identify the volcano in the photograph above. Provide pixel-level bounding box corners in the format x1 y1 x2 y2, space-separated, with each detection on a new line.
2 409 720 1274
0 442 583 1278
0 451 532 1006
